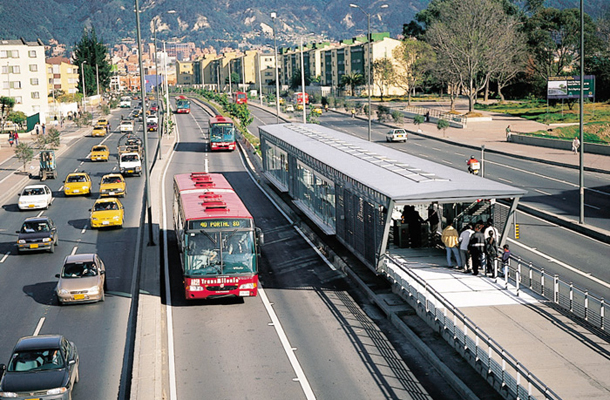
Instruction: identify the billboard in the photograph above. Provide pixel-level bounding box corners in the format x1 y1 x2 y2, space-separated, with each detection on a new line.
547 75 595 100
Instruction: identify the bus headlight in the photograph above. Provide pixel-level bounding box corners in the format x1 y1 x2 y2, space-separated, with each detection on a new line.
239 283 256 290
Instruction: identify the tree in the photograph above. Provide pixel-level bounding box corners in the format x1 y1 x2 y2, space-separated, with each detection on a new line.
36 128 61 150
7 111 27 127
340 73 364 96
14 142 34 173
289 69 312 90
524 8 602 83
426 0 524 112
1 96 16 133
437 118 449 137
392 39 436 105
72 28 112 96
372 57 394 102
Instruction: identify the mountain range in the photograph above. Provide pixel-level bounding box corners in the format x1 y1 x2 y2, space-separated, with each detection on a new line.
0 0 606 55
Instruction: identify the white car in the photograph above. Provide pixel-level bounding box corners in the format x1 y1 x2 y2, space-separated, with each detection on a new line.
119 120 134 132
18 184 54 210
386 129 408 143
146 114 158 124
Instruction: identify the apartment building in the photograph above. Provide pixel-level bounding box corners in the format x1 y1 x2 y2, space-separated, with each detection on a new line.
1 38 49 122
46 56 79 96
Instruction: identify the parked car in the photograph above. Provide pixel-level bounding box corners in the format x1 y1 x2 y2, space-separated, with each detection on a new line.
63 172 92 196
18 184 53 210
386 129 408 143
89 198 124 228
0 335 79 399
99 174 126 197
16 216 58 253
55 253 106 304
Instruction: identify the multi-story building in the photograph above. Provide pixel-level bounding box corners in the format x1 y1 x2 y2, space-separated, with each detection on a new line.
1 38 49 122
46 57 80 96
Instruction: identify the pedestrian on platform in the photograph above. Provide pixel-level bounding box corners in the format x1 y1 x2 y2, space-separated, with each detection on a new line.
441 220 461 268
500 244 511 278
13 131 19 146
572 137 580 154
505 125 511 141
351 108 356 118
485 230 498 276
427 202 440 237
459 223 474 271
425 111 430 122
484 218 498 241
402 205 424 248
468 222 486 276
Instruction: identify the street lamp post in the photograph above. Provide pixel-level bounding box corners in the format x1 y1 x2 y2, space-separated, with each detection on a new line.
81 60 87 113
96 64 100 97
163 40 171 135
300 36 306 124
349 3 388 141
271 12 280 123
135 0 155 246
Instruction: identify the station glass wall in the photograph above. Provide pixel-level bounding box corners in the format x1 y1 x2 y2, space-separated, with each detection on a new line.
295 160 336 227
264 144 289 190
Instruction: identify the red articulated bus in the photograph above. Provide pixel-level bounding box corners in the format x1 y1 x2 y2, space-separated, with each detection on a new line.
175 95 191 114
233 91 247 105
208 115 236 151
173 172 264 300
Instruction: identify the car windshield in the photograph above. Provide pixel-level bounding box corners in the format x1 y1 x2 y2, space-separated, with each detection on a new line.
102 176 122 184
393 130 406 134
67 175 86 183
94 202 118 211
22 188 44 196
122 154 138 162
8 349 65 372
185 231 255 276
21 222 50 233
62 261 98 278
210 124 235 142
93 146 106 152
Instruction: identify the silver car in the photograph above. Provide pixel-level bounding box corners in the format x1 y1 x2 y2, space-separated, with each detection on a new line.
56 253 107 304
0 335 79 400
385 129 408 142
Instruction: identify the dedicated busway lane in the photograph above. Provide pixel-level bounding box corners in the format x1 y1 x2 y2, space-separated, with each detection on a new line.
163 101 437 399
0 109 145 399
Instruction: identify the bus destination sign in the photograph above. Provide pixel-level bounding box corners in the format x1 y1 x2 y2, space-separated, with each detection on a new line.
189 218 252 230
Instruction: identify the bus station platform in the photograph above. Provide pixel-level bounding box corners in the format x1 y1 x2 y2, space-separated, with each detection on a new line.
384 245 610 400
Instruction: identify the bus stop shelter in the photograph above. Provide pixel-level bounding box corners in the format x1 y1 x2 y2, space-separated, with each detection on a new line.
259 123 527 271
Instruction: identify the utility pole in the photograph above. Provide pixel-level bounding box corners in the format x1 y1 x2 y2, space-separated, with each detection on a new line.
271 12 280 123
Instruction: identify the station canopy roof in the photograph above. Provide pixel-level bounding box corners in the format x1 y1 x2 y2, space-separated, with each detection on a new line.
260 123 527 204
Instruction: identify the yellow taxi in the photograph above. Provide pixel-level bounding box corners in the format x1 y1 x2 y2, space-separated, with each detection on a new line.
64 172 92 196
90 145 109 162
311 106 323 116
92 125 107 137
90 198 124 228
96 118 110 130
99 174 126 198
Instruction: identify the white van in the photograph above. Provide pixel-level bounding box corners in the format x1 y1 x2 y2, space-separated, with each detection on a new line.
120 96 132 108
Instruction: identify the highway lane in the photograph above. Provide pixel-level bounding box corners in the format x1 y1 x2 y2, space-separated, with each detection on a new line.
0 108 150 399
163 101 441 399
246 107 610 300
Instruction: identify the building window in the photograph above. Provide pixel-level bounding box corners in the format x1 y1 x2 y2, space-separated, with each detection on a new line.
31 91 40 99
14 96 23 104
11 50 19 58
3 65 20 74
10 81 22 89
31 78 39 85
29 64 38 72
0 50 7 58
29 50 37 58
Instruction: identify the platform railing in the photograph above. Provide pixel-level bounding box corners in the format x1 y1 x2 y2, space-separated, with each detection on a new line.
381 255 562 400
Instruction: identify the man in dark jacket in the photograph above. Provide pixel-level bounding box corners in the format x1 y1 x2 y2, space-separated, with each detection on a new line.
468 222 486 276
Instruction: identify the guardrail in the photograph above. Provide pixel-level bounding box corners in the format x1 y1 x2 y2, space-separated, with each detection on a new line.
504 256 609 332
381 255 562 400
402 105 468 127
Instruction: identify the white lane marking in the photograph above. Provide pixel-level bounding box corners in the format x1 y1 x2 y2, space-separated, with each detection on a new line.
33 317 45 336
59 185 64 191
71 246 78 255
161 118 179 400
0 253 9 263
259 287 316 399
498 177 513 184
585 203 600 210
534 188 552 195
73 168 78 172
81 225 87 234
441 159 453 165
418 153 430 158
485 159 610 197
506 238 610 290
36 210 44 217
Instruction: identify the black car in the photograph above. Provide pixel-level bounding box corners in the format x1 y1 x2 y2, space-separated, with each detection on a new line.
0 335 79 400
16 216 58 253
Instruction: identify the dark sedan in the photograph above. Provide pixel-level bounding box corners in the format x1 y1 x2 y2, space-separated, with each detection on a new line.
16 216 58 253
147 121 158 132
0 335 79 400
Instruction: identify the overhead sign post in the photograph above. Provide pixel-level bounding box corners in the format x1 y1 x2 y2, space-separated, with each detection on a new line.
547 75 595 100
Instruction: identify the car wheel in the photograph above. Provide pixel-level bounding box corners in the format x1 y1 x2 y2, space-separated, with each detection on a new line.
49 243 55 253
100 290 105 302
55 236 59 246
75 365 79 383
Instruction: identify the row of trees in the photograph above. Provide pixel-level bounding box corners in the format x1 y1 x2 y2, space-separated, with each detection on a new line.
383 0 610 111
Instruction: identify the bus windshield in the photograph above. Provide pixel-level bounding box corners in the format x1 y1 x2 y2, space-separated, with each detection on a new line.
210 124 235 142
186 230 255 276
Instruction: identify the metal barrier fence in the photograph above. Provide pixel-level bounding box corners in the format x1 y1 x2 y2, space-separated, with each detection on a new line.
506 256 609 332
402 105 468 127
381 255 562 400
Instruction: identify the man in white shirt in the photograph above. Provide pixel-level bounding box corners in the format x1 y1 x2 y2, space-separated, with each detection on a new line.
459 224 474 271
